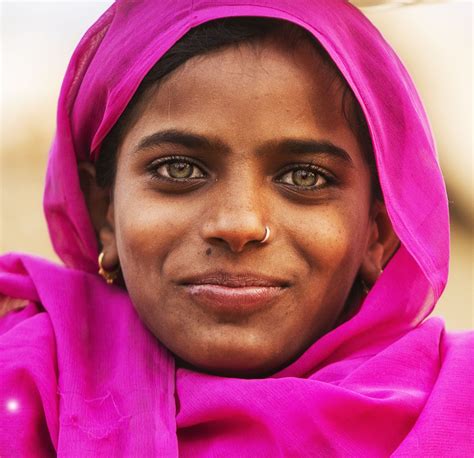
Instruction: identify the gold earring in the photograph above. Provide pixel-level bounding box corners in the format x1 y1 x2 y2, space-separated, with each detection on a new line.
98 252 120 284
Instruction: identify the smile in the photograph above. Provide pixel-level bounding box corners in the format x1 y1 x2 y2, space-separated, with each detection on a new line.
178 272 290 313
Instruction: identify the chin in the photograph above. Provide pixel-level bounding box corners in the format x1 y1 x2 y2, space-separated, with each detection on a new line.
174 336 294 378
180 358 281 379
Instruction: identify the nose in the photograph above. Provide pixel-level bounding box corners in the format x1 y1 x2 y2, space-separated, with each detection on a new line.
200 182 269 253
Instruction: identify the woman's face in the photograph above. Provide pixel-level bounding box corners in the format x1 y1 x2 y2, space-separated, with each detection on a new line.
103 39 381 377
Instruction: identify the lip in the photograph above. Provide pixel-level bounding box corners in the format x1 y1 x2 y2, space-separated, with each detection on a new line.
178 271 291 288
178 271 291 313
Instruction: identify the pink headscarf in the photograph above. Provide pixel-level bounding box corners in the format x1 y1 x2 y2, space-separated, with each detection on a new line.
1 0 472 455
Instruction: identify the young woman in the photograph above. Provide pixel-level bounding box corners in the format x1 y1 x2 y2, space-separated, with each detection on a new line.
1 0 472 455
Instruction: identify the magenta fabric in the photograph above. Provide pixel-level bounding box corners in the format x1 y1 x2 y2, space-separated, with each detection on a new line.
1 0 472 456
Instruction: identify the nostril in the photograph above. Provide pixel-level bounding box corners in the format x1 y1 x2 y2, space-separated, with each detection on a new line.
200 217 269 252
205 234 261 254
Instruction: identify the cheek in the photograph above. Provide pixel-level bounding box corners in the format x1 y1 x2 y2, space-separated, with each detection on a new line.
279 202 371 342
112 181 192 284
111 186 199 343
285 201 370 276
111 156 201 285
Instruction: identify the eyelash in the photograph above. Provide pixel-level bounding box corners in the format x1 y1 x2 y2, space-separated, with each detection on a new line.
275 162 336 191
147 155 208 183
146 156 336 190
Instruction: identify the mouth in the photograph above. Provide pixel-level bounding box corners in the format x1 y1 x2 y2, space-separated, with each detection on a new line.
177 272 291 314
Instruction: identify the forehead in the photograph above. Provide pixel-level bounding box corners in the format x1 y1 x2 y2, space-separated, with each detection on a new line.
139 39 349 134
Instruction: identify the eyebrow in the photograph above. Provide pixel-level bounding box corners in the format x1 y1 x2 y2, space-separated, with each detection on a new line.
135 129 229 154
266 139 353 166
134 128 353 166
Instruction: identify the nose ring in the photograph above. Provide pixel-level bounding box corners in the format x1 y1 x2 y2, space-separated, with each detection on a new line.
259 226 271 244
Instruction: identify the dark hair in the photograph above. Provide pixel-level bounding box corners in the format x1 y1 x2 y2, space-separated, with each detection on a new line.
96 17 380 197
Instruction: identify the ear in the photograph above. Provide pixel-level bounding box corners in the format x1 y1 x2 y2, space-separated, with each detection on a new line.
78 161 119 270
359 201 399 286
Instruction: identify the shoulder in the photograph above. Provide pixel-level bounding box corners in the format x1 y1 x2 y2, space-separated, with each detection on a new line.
441 328 474 355
392 320 473 456
0 300 59 454
437 327 474 399
411 317 473 358
416 318 473 396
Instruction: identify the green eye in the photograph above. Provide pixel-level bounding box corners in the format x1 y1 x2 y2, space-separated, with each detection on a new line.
278 166 330 189
292 169 317 187
151 157 206 181
167 162 193 179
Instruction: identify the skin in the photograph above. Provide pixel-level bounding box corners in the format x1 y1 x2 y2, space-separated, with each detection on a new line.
82 38 398 378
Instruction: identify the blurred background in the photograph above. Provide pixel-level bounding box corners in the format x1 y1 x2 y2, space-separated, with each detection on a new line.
0 0 472 329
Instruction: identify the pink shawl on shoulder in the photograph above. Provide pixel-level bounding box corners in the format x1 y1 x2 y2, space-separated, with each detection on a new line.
1 1 472 456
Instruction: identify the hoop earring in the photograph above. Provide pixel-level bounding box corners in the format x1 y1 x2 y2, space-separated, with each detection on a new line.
98 252 120 285
259 226 271 244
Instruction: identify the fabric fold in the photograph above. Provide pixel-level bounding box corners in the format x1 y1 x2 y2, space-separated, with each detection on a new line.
1 0 472 455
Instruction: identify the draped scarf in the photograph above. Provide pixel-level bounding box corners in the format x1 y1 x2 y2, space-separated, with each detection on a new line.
1 1 472 456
